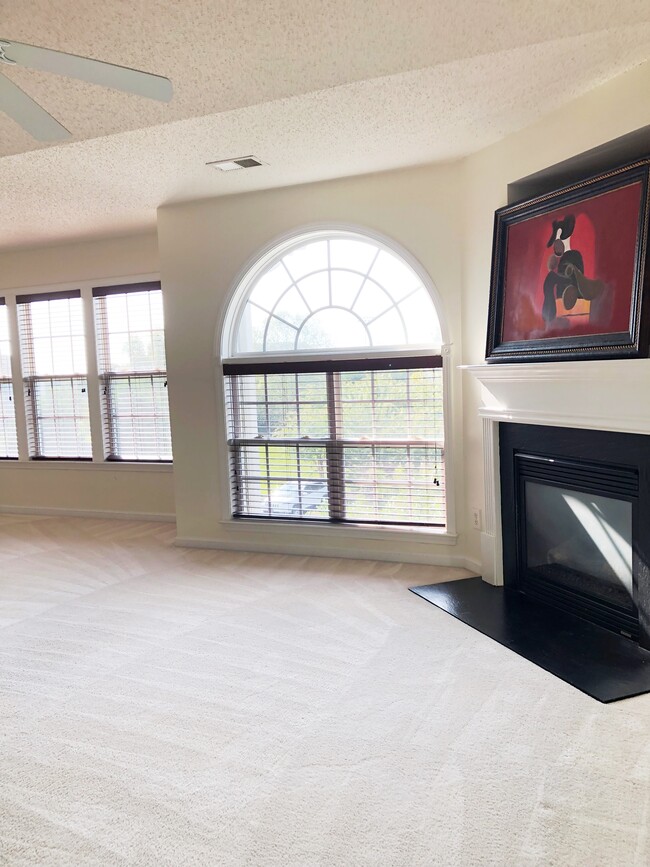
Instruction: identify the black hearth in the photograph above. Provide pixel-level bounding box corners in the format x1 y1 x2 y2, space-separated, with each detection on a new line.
501 423 650 649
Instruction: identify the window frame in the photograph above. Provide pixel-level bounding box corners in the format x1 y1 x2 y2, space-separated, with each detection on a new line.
93 282 172 463
224 354 446 527
219 224 455 538
0 274 173 470
17 289 93 461
221 226 448 361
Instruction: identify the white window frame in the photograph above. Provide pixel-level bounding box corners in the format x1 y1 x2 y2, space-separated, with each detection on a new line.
217 223 456 542
93 282 172 463
0 273 173 473
18 289 92 460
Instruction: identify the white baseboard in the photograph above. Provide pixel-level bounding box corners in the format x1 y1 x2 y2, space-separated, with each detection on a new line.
175 534 481 571
0 506 481 571
0 505 176 523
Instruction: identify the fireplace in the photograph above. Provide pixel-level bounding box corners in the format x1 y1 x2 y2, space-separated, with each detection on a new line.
406 360 650 701
500 423 650 649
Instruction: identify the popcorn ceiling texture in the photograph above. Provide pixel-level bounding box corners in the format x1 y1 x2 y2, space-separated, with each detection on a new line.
4 0 650 158
2 514 650 866
2 2 650 250
0 25 650 247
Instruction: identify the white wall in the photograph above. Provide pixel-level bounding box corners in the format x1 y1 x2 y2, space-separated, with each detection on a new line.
158 163 470 565
0 233 160 288
0 232 176 520
461 60 650 565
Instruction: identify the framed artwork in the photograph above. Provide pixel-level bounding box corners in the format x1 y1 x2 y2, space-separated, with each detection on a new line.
486 159 650 362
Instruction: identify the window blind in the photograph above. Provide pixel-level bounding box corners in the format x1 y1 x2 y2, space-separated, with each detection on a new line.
0 300 18 458
224 356 445 527
17 291 91 459
93 283 172 461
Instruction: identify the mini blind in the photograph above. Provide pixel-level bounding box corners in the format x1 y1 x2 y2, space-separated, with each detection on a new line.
93 282 172 461
17 290 91 459
224 356 445 527
0 299 18 458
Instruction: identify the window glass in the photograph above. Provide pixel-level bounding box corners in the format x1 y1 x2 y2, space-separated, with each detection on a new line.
0 304 13 379
17 294 91 459
94 286 171 461
225 363 445 526
25 297 87 376
235 234 440 353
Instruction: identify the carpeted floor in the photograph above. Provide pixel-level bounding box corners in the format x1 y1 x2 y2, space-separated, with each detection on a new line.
1 514 650 866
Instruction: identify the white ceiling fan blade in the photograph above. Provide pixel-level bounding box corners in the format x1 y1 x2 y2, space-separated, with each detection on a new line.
0 71 71 141
0 39 173 103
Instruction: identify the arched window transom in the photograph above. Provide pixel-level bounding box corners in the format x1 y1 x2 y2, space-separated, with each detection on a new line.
232 235 441 355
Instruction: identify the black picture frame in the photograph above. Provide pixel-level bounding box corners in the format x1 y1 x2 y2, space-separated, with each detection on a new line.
486 159 650 363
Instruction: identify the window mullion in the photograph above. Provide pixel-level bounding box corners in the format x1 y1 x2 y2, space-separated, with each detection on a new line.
6 296 29 461
81 286 104 461
20 304 38 458
326 370 345 522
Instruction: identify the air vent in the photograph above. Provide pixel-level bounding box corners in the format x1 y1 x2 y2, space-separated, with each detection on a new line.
206 155 264 172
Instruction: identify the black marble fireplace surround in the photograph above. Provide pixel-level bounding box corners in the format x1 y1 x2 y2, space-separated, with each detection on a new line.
411 422 650 702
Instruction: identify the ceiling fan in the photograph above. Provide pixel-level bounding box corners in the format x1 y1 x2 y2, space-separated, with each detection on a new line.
0 38 173 142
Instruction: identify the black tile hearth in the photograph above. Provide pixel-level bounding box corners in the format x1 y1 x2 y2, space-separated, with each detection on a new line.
410 577 650 703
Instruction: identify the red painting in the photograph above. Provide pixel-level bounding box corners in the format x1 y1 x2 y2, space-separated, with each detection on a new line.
501 182 642 342
486 161 650 362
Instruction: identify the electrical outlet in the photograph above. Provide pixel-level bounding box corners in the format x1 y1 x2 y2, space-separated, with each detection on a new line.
471 508 482 531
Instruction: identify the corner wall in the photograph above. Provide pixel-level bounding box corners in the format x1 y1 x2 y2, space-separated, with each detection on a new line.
158 163 471 566
461 60 650 566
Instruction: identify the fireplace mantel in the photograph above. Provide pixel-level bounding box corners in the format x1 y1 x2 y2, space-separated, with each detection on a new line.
464 359 650 585
464 359 650 435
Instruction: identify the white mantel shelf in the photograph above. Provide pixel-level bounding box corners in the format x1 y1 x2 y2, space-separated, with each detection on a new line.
462 359 650 586
463 359 650 436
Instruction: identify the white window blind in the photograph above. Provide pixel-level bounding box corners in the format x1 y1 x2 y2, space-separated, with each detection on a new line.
93 283 172 461
224 356 445 526
17 291 91 459
0 300 18 458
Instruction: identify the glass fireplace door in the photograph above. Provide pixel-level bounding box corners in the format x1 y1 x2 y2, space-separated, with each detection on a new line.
524 481 634 613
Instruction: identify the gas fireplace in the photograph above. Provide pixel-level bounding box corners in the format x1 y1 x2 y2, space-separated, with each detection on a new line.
411 409 650 702
500 423 650 650
408 360 650 701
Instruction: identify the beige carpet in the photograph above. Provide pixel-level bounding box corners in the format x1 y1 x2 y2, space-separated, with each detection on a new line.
1 514 650 866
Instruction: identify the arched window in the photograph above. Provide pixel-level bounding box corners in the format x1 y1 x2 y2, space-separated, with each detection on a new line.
222 229 447 528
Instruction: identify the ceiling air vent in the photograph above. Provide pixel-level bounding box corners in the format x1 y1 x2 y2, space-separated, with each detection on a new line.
206 155 264 172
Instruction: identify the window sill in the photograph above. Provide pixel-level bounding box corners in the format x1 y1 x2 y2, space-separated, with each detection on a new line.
219 517 457 545
0 460 173 473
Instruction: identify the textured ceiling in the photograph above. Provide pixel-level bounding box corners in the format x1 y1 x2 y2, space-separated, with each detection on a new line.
2 1 650 250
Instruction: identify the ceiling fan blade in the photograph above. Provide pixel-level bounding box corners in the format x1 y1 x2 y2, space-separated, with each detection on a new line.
0 71 71 141
0 39 172 103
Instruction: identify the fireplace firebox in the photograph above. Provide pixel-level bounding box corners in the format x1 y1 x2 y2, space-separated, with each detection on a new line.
500 423 650 649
